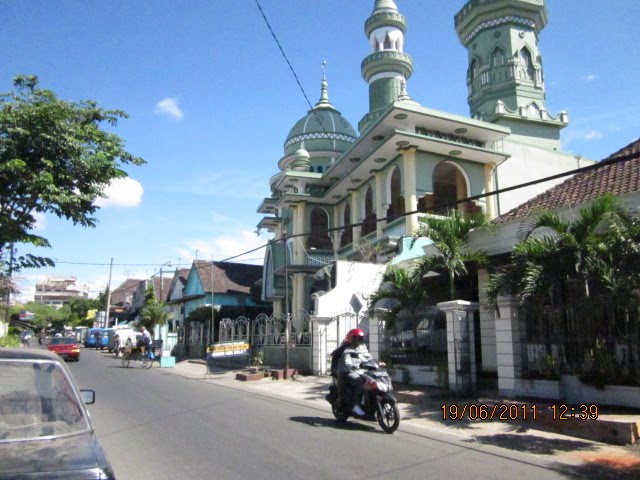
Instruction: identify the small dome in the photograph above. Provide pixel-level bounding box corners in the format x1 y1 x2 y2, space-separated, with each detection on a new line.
290 147 311 171
284 72 357 157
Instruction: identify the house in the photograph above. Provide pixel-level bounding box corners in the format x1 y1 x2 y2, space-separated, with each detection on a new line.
108 278 142 325
165 268 190 330
180 260 268 358
34 276 87 308
256 0 593 375
130 275 172 322
466 137 640 401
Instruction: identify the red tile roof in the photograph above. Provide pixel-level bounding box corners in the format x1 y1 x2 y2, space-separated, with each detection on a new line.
495 138 640 224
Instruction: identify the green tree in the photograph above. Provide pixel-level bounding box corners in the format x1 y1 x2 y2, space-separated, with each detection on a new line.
485 194 635 310
139 284 168 330
413 209 491 300
10 302 64 330
0 75 145 274
66 297 101 327
368 264 432 348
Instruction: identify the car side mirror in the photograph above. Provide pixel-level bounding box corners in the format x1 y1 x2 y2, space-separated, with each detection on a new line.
81 390 95 405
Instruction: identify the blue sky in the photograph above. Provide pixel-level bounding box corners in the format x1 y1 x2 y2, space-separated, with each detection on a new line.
2 0 639 301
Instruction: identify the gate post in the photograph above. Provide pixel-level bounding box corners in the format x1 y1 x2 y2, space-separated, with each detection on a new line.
495 296 525 397
368 314 385 364
311 317 332 375
437 300 479 394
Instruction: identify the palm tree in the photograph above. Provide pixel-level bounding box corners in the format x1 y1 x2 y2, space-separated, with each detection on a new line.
485 194 634 310
368 265 432 348
139 284 168 330
413 208 490 300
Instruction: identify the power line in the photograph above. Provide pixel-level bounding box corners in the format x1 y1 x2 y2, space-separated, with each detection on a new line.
253 0 360 186
48 151 639 272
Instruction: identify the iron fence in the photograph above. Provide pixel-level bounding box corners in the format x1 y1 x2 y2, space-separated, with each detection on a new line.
382 306 447 366
519 295 640 386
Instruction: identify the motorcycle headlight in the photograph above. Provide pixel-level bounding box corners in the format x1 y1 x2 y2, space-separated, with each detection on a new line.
377 381 389 393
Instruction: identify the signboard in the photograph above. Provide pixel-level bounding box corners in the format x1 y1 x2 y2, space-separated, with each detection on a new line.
207 341 250 358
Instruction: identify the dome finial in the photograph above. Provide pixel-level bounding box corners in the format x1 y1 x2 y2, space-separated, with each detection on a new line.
373 0 398 14
316 60 334 109
397 77 420 106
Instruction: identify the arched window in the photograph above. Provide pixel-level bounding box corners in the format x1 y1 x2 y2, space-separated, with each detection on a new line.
432 162 470 216
469 59 479 81
340 203 352 247
491 47 505 67
519 47 534 81
384 32 393 50
362 186 376 236
316 166 323 173
308 206 332 250
262 248 274 299
386 167 404 222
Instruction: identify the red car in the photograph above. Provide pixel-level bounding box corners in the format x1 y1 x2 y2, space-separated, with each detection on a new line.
47 337 81 361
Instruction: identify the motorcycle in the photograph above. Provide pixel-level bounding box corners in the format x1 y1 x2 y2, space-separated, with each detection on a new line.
326 359 400 433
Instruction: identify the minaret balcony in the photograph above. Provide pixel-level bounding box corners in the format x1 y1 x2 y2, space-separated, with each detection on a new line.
365 11 407 37
361 51 413 81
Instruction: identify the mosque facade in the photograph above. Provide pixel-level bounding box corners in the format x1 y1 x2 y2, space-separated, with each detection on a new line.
256 0 588 375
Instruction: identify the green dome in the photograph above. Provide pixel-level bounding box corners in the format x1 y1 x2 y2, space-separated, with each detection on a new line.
284 76 357 157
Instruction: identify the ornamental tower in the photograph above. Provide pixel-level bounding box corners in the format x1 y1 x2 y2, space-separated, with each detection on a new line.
359 0 414 134
455 0 568 147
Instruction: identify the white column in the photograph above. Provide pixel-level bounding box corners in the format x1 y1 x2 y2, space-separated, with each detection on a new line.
437 300 479 393
350 191 361 243
375 171 385 239
495 295 524 397
483 163 497 219
401 147 418 235
368 314 385 363
477 268 497 373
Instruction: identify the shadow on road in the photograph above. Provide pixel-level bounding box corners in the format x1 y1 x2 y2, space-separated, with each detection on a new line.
289 416 378 433
552 455 640 480
470 433 597 456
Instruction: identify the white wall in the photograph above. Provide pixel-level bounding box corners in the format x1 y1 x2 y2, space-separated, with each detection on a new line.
496 140 592 216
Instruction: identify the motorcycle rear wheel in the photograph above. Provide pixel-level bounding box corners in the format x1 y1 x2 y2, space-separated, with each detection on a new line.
332 404 349 424
377 401 400 433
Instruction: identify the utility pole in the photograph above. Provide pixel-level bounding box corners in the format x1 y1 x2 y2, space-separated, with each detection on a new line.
210 258 215 345
105 257 113 328
284 232 290 379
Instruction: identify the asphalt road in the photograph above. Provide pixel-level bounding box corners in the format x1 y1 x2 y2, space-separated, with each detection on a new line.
67 349 583 480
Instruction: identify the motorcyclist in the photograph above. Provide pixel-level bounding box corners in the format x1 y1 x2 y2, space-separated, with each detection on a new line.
336 328 372 416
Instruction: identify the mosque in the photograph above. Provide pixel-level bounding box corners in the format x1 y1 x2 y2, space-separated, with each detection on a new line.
256 0 590 378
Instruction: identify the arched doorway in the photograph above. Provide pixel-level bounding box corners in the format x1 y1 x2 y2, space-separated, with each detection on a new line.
308 206 332 250
432 161 479 215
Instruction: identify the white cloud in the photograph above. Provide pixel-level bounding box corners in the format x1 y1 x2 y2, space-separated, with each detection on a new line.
33 211 47 230
95 177 144 208
177 230 266 265
154 97 184 120
584 130 603 140
584 74 598 81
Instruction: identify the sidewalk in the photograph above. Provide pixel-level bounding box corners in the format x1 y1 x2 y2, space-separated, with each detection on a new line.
168 360 640 475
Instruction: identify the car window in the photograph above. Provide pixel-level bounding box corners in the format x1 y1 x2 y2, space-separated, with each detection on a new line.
0 360 90 442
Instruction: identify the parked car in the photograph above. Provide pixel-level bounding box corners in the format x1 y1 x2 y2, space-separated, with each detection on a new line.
0 348 116 479
85 328 103 348
47 337 81 361
99 328 114 350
